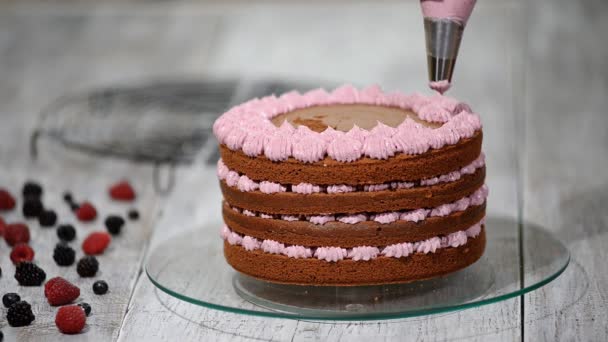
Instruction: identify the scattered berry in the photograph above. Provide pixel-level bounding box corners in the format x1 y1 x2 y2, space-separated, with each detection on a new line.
14 262 46 286
78 302 91 316
76 202 97 221
39 209 57 227
0 330 3 341
93 280 109 295
22 181 43 199
109 181 136 201
77 256 99 277
0 189 16 211
104 215 125 235
53 243 76 266
82 231 111 255
45 277 80 306
7 300 35 327
0 217 5 237
57 224 76 242
70 203 80 212
4 223 30 246
22 198 43 219
128 209 140 221
55 305 86 334
10 243 35 264
63 192 74 203
3 293 21 308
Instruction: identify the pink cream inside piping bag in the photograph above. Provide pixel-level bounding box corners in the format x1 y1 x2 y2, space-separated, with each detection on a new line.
420 0 477 25
429 80 451 94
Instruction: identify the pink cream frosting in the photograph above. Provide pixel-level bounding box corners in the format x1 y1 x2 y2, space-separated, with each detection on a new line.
213 85 482 163
218 152 485 194
420 0 477 25
221 217 485 262
429 80 451 94
228 184 488 226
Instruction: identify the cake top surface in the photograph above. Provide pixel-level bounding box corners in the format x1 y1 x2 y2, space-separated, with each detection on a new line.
213 84 482 163
271 104 440 132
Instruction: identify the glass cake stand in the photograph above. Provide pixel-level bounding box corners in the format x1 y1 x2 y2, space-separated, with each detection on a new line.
145 216 569 320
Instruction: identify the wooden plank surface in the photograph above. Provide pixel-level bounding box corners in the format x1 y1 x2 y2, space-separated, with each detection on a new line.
522 0 608 341
0 0 605 341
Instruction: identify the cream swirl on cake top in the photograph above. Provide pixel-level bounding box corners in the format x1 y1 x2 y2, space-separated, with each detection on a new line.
213 84 481 163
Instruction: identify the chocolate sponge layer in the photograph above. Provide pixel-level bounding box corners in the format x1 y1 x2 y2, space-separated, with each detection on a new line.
220 131 482 185
220 167 485 215
223 201 486 247
223 228 486 286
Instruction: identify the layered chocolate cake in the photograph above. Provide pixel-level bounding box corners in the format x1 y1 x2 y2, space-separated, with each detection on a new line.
214 84 487 286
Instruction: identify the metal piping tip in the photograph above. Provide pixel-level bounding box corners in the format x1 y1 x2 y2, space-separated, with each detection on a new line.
424 17 464 83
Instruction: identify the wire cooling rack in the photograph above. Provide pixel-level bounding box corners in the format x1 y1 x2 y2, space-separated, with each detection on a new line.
30 78 317 193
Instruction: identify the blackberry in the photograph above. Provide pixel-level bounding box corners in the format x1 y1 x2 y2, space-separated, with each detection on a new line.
70 203 80 212
128 209 139 221
53 243 76 266
57 224 76 242
63 192 74 203
22 182 42 199
77 256 99 277
14 262 46 286
78 302 92 316
0 330 3 341
3 293 20 308
93 280 108 295
38 209 57 227
22 199 43 218
104 215 125 235
7 300 35 327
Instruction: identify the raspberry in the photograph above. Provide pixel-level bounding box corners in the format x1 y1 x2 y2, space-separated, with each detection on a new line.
4 223 30 246
14 262 46 286
39 210 57 227
3 293 20 308
53 243 76 266
0 217 5 237
82 231 111 255
104 215 125 235
77 256 99 277
10 243 35 264
109 181 136 201
0 189 16 211
92 280 108 295
45 277 80 306
55 305 86 334
76 202 97 221
78 302 92 316
57 224 76 242
7 300 35 327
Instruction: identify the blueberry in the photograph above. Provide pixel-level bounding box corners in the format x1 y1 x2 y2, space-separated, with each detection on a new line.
3 293 20 308
57 224 76 242
128 209 139 221
92 280 108 295
78 302 92 316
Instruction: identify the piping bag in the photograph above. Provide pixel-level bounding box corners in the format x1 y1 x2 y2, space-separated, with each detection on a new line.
421 0 477 94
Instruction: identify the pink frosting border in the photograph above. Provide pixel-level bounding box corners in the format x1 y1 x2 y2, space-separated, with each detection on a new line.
218 153 485 194
221 217 485 262
213 84 482 163
229 184 488 225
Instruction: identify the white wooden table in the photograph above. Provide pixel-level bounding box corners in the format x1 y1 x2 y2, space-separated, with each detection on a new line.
0 0 606 341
